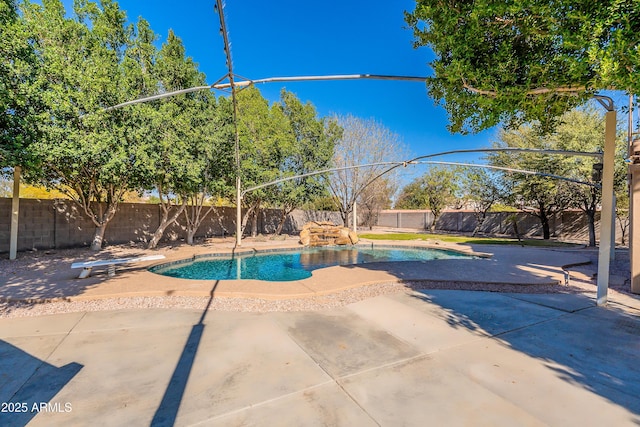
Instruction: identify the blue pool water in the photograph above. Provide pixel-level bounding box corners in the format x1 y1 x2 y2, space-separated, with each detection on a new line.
150 246 473 282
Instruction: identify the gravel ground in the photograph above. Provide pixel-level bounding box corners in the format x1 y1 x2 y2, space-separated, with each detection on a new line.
0 241 633 319
0 279 604 319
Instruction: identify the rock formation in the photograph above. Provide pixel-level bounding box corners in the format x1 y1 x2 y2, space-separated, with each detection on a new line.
299 221 359 247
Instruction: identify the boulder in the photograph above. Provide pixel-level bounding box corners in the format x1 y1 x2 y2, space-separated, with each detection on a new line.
298 221 358 247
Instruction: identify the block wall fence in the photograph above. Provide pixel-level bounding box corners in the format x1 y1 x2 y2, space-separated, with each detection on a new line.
0 198 627 252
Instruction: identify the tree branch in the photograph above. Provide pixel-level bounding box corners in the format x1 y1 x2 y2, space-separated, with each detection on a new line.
461 80 587 97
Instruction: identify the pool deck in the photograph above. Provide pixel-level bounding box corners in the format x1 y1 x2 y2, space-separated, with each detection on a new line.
2 239 640 425
0 238 598 302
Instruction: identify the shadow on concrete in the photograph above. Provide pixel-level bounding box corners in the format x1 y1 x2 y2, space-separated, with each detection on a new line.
150 280 218 427
0 340 82 427
150 246 243 426
0 249 155 302
409 290 640 417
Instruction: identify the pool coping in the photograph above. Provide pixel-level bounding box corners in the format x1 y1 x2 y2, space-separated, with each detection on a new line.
0 239 593 304
149 242 488 276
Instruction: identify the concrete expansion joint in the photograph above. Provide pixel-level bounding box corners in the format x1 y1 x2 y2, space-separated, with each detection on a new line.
8 311 87 402
489 314 566 339
188 380 336 426
334 378 382 427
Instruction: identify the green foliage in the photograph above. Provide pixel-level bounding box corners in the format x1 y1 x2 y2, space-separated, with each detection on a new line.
236 87 337 233
487 124 574 239
275 89 338 212
406 0 640 133
237 85 293 206
396 166 459 211
395 166 460 231
484 107 628 241
0 0 42 171
459 168 506 211
16 0 234 248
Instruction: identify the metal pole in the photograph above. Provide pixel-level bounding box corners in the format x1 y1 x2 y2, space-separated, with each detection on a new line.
236 179 242 246
215 0 243 246
353 201 357 233
611 194 616 262
596 105 617 305
631 139 640 294
9 166 21 260
629 95 634 292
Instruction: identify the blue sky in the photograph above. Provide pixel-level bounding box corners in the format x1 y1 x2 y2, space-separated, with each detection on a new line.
54 0 495 166
60 0 633 170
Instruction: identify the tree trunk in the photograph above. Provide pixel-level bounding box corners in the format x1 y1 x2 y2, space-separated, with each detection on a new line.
91 223 107 251
148 202 186 249
587 211 596 247
430 212 439 232
541 215 551 239
251 206 259 237
340 209 349 228
275 207 292 235
472 213 486 237
186 229 195 245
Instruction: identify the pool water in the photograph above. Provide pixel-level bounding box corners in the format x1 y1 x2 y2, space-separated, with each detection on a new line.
150 246 473 282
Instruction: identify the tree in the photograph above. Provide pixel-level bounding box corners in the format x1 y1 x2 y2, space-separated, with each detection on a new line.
328 115 407 228
24 0 149 250
487 126 575 240
406 1 640 133
0 0 41 172
408 166 459 232
358 177 394 230
488 108 628 244
395 166 460 231
272 89 339 235
395 179 424 210
236 86 294 237
180 97 234 245
552 108 629 246
137 29 233 248
459 168 507 236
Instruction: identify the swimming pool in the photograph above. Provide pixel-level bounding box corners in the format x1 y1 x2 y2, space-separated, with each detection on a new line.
150 246 475 282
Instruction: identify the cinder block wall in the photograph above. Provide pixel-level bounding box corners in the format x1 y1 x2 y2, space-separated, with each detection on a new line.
0 198 343 252
377 209 625 243
1 198 625 253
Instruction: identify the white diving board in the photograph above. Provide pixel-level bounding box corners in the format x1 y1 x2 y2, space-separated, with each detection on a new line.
71 255 166 278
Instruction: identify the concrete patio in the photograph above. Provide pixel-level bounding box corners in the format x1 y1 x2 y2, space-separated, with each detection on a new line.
1 289 640 426
1 241 640 426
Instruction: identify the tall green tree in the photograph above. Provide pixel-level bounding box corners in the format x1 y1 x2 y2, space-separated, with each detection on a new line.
236 86 293 237
406 0 640 133
272 89 339 234
24 0 149 250
138 29 233 248
487 126 575 240
551 109 625 246
395 166 460 231
180 97 234 245
0 0 41 172
488 108 628 244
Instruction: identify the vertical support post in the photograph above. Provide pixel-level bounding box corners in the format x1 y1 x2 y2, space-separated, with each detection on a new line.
611 194 616 262
353 201 357 233
9 166 21 260
596 108 617 306
215 0 242 247
631 162 640 294
236 180 242 246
